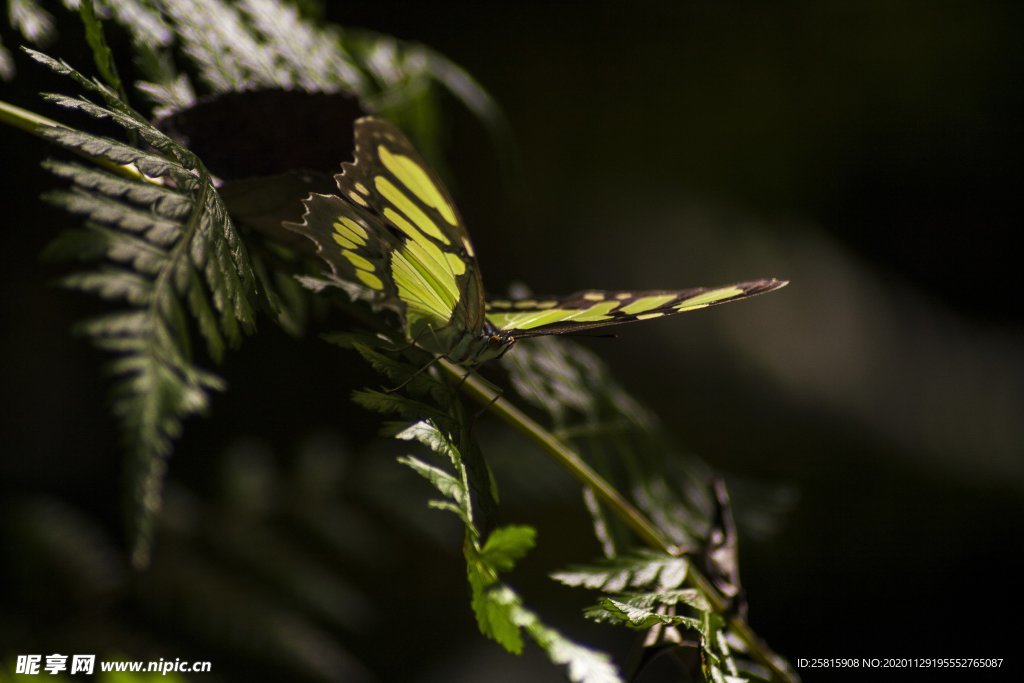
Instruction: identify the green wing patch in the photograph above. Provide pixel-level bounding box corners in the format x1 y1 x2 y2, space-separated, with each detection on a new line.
485 280 786 336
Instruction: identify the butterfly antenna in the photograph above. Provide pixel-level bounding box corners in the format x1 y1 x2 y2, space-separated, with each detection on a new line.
562 331 619 340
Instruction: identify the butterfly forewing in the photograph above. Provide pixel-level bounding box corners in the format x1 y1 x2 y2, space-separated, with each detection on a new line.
287 117 487 352
289 191 401 304
339 120 486 334
485 279 787 337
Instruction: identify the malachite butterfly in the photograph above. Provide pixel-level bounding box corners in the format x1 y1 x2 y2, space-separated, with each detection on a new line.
286 117 787 365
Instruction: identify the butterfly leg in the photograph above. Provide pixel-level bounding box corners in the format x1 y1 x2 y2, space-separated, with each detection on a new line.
470 384 504 422
382 354 440 393
385 323 434 355
455 368 504 431
379 325 444 392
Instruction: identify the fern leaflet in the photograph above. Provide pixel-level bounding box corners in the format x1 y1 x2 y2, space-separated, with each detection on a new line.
29 49 257 567
397 421 622 683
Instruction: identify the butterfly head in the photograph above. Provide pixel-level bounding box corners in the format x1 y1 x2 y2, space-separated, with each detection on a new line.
462 324 515 366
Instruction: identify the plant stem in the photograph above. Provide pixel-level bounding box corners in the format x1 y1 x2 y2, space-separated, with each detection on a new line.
440 358 799 683
440 358 677 553
0 98 144 180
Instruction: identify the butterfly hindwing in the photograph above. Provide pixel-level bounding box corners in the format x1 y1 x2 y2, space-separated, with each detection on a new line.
485 279 786 337
291 190 401 304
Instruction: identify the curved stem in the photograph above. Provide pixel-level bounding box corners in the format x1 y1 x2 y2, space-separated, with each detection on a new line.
0 98 144 180
439 358 799 683
439 358 677 553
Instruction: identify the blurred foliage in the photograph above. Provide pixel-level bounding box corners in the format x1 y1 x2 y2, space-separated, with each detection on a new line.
2 435 402 681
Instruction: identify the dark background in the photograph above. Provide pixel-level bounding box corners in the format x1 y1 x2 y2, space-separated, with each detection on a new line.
2 1 1022 681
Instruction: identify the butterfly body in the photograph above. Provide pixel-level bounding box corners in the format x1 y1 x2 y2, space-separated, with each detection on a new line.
286 117 786 366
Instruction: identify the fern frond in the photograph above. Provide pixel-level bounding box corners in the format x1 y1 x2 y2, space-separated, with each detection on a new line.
237 0 363 92
35 125 181 176
551 551 690 593
99 0 173 49
136 73 196 116
585 593 707 632
35 51 257 567
246 246 311 336
351 389 450 425
43 160 191 215
580 585 753 681
45 187 183 239
158 0 285 91
79 0 126 99
107 0 505 156
396 421 622 683
38 91 185 159
151 0 362 97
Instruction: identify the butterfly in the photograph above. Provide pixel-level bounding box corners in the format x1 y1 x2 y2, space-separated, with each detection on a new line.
286 117 787 366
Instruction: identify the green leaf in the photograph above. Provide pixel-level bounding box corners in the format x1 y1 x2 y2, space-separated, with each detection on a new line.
43 160 192 217
617 588 712 612
62 268 153 305
523 617 622 683
503 336 798 678
350 342 443 400
396 455 471 528
480 525 536 572
45 188 183 242
395 420 461 466
40 92 181 155
42 226 116 262
551 551 690 592
185 268 226 363
586 596 705 633
36 125 184 178
79 0 126 99
76 311 152 339
351 389 450 423
470 579 524 654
